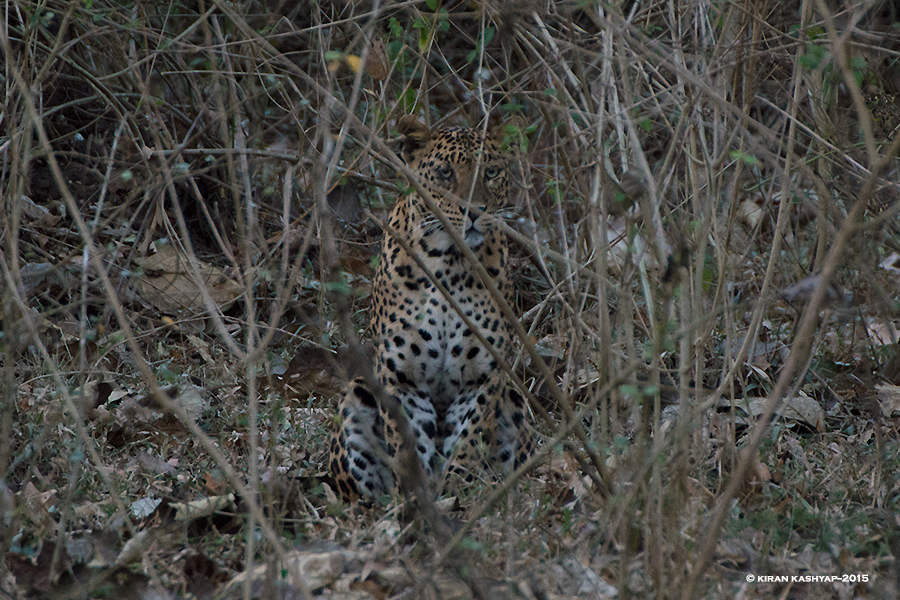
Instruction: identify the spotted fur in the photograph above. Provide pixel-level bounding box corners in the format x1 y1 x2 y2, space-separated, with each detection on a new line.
328 117 531 501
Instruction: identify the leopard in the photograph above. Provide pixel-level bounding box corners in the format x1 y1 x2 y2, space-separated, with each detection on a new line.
328 116 532 501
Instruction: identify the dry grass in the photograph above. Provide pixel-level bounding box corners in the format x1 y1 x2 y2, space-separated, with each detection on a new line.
1 0 899 598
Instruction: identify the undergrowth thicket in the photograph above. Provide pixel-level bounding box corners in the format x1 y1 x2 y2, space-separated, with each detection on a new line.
1 0 899 598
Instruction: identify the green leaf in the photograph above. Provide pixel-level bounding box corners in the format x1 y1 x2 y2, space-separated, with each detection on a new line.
157 364 179 383
619 384 639 397
805 25 825 39
415 19 433 54
69 447 84 463
325 274 352 296
729 150 759 166
388 17 402 39
402 87 417 113
641 385 660 398
459 537 484 551
799 43 828 70
483 26 495 46
849 56 867 86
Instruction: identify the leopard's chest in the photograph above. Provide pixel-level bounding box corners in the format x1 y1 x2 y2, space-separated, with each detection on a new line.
372 228 510 408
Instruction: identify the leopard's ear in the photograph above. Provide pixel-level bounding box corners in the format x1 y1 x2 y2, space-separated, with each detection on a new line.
397 116 432 162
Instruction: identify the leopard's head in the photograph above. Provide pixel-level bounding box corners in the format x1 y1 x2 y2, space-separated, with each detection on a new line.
397 116 511 246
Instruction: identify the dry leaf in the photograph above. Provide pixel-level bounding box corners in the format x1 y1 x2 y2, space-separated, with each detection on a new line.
876 384 900 416
226 547 359 592
321 482 339 505
534 334 568 361
133 452 177 476
130 497 162 518
173 494 236 522
880 252 900 274
345 54 363 73
781 276 846 308
365 37 389 80
117 529 153 565
780 391 826 431
201 471 229 495
135 243 241 315
747 457 772 485
175 384 208 422
867 321 899 346
736 196 763 228
720 392 825 431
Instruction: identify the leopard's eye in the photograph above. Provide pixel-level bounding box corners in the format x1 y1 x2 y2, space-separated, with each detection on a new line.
436 165 454 180
484 166 501 179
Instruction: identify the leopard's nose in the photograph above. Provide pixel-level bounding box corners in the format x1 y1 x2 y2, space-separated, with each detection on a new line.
462 205 485 229
465 204 486 219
